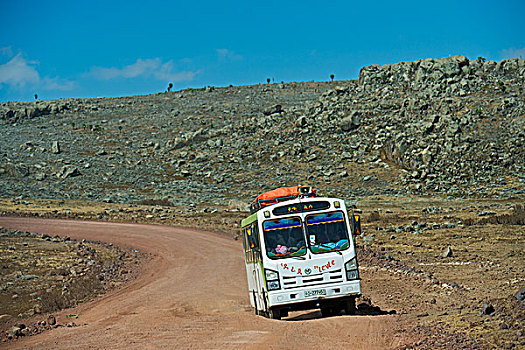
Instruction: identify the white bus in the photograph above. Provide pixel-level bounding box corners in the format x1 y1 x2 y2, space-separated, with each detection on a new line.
240 186 362 319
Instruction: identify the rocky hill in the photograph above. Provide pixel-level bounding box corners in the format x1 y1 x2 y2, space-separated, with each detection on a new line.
1 56 524 206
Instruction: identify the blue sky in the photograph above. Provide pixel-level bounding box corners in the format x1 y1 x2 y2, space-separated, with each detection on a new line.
1 0 524 102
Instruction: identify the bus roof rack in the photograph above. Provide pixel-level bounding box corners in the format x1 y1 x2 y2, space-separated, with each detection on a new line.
250 186 316 213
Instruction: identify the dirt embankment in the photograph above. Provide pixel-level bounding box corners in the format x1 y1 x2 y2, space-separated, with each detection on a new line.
0 226 142 342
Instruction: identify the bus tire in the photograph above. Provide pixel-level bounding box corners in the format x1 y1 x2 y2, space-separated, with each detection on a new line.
268 308 281 320
344 297 357 315
320 307 335 317
252 291 258 315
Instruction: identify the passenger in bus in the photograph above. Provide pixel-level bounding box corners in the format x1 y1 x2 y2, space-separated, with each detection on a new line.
275 244 288 254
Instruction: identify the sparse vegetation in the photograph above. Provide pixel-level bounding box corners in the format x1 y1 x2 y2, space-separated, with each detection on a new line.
0 227 140 326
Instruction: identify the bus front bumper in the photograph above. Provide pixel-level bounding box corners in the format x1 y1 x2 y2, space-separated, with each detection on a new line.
268 280 361 308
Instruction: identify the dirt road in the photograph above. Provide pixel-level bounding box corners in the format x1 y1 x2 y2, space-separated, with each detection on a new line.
0 217 408 349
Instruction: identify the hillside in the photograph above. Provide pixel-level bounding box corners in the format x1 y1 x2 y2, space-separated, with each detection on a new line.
1 56 524 205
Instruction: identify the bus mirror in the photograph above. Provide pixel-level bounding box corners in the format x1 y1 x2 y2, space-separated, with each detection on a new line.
352 215 361 235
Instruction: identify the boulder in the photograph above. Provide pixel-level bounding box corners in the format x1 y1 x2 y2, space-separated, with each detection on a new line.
481 303 495 315
340 112 361 132
442 247 453 258
56 165 81 179
515 287 525 303
52 141 61 154
263 104 282 116
47 315 56 326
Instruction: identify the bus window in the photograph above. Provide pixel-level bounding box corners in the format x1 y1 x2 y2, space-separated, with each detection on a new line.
306 212 350 254
242 228 248 251
243 228 251 262
251 224 262 262
263 217 307 259
247 225 260 250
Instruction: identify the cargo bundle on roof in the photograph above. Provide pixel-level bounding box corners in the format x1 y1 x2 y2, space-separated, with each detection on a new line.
250 186 316 213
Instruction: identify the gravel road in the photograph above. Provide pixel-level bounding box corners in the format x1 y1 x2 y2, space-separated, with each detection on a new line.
0 217 408 349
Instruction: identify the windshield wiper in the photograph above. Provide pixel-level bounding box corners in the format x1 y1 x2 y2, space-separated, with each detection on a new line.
291 256 306 260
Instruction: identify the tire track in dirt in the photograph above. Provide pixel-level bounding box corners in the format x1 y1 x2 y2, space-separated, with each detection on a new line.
0 217 409 349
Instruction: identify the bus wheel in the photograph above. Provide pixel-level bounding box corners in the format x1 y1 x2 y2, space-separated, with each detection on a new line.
252 291 259 315
268 308 281 320
344 298 357 315
320 307 335 317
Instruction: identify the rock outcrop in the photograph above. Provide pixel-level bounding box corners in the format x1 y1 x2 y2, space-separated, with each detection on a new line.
0 56 523 204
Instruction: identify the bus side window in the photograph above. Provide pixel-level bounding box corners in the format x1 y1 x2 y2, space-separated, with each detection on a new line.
241 228 247 251
243 228 252 263
247 225 259 250
252 224 260 250
251 224 261 261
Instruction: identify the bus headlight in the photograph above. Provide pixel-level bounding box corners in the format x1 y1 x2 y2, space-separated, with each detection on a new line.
267 280 281 291
265 269 279 281
265 269 281 290
346 270 359 280
345 257 359 280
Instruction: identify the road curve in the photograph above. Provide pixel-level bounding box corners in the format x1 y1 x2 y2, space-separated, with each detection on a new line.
0 217 406 349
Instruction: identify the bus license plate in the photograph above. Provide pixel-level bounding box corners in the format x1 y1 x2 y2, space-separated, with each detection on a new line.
305 289 326 297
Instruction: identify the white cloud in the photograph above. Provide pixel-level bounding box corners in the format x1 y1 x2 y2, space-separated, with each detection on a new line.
152 60 198 81
0 52 74 91
501 47 525 59
0 53 40 88
42 77 76 91
89 58 197 82
216 49 243 61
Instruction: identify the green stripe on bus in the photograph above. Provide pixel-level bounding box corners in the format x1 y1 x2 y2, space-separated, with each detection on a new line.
241 213 258 228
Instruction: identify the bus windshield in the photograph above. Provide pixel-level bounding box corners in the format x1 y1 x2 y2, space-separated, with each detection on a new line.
263 217 307 259
306 212 350 253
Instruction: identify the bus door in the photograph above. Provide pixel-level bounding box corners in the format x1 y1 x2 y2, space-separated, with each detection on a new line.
247 223 265 313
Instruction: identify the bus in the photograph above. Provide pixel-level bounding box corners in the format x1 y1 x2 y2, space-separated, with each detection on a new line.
240 186 362 319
